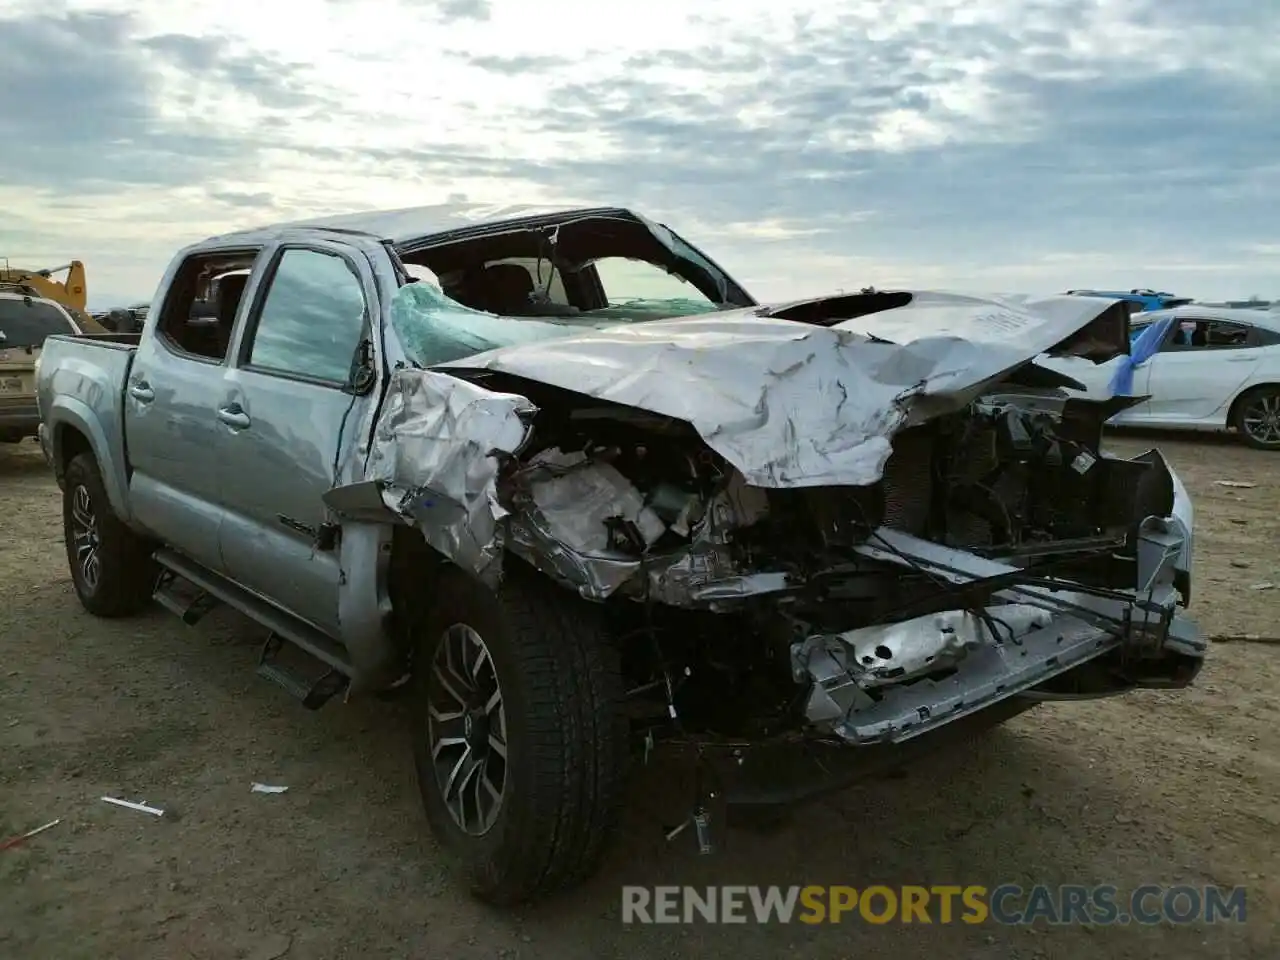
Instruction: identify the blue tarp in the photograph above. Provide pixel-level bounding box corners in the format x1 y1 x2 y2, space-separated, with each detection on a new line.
1108 315 1175 395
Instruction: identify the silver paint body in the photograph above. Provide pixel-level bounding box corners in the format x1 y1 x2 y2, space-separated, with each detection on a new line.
38 229 403 686
34 207 1203 740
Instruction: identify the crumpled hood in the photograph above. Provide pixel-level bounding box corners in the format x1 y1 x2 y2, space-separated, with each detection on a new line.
438 290 1128 489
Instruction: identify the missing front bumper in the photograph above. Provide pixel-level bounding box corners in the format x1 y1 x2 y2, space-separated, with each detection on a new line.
795 607 1202 745
791 521 1204 747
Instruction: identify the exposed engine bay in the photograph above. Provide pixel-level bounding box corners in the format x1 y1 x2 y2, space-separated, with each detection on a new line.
336 287 1204 754
393 374 1200 749
504 388 1174 613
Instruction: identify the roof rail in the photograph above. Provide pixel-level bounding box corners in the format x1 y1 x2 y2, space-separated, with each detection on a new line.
309 225 387 239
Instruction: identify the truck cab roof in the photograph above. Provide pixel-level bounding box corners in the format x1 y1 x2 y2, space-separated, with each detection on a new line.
206 205 648 251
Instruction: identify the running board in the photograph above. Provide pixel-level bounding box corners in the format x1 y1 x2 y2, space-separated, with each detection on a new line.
151 548 354 706
257 633 349 710
152 569 220 624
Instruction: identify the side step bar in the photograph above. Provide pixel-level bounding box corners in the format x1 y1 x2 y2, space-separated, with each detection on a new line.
153 569 220 624
257 633 349 710
152 548 352 710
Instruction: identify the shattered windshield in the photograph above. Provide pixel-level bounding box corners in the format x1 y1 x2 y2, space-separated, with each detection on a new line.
389 268 729 369
391 281 586 368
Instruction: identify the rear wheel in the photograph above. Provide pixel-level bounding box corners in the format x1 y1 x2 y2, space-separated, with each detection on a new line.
1233 386 1280 450
410 567 627 905
63 453 157 616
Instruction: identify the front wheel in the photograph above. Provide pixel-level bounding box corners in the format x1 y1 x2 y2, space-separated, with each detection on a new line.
62 453 157 616
410 567 627 905
1233 386 1280 450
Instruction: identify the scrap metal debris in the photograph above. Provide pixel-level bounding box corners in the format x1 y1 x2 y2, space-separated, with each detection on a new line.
0 818 61 852
101 796 166 817
1210 633 1280 645
251 783 289 794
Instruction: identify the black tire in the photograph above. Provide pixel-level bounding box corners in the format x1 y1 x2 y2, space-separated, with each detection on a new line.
410 566 627 905
1232 386 1280 450
63 453 157 617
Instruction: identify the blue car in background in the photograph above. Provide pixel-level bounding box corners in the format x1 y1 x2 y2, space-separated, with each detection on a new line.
1065 288 1194 315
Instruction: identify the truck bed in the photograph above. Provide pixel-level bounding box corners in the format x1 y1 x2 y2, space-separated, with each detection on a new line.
64 331 143 346
35 333 138 520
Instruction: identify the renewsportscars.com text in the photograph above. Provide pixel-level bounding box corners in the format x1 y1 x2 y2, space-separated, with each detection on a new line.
620 884 1247 925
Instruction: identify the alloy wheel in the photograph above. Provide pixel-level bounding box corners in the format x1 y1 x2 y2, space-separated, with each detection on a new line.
69 485 101 592
427 623 508 836
1242 393 1280 447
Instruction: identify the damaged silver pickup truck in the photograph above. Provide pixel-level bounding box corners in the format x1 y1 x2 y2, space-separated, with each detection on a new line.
36 207 1204 904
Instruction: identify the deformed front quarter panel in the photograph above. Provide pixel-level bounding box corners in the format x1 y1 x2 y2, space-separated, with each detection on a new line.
359 368 536 581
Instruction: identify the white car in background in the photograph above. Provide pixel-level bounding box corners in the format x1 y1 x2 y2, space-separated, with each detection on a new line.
1041 305 1280 450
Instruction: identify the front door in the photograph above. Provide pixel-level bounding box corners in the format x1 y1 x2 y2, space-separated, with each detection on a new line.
215 241 379 636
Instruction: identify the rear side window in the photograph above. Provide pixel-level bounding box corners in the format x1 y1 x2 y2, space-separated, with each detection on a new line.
0 298 75 348
1164 318 1252 350
154 248 262 363
246 248 367 384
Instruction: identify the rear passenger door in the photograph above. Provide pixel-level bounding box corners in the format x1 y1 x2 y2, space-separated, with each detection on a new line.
216 240 381 636
125 247 263 573
1142 318 1260 422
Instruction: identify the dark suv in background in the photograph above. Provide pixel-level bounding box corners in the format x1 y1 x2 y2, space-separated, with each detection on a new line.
0 286 82 443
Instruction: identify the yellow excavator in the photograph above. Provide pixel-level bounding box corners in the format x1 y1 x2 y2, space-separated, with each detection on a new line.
0 260 106 332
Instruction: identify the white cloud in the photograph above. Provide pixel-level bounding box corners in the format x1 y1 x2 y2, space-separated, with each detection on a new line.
1 0 1277 306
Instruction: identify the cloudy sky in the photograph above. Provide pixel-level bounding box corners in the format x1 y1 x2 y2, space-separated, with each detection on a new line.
1 0 1276 308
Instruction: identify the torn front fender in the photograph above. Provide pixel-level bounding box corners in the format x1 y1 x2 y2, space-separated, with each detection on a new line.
358 368 536 582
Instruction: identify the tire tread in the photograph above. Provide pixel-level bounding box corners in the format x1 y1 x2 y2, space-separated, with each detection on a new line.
416 566 626 905
63 453 156 618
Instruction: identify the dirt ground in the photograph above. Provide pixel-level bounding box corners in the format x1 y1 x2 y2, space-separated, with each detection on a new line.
1 432 1277 959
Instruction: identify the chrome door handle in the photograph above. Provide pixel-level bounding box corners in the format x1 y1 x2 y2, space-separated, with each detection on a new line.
1226 356 1257 363
217 406 251 429
129 382 154 402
